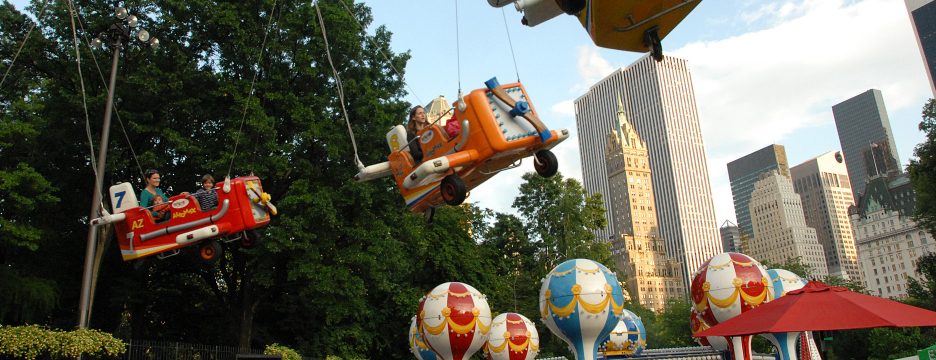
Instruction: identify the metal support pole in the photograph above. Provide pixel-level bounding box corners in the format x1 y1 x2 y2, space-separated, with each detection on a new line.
78 43 121 329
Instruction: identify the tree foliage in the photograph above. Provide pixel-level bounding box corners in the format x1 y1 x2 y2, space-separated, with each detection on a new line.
513 172 611 268
910 98 936 236
762 256 815 280
907 252 936 311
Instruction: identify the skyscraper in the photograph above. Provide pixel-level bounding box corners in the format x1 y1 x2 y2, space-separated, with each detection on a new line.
906 0 936 96
749 171 830 278
727 144 790 239
832 89 902 200
576 55 722 289
605 100 685 311
791 151 862 281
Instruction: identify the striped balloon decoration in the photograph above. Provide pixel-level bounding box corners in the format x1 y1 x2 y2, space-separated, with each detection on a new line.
760 269 809 360
539 259 625 360
600 309 646 358
484 312 539 360
690 252 773 360
418 282 492 360
410 315 438 360
689 309 728 351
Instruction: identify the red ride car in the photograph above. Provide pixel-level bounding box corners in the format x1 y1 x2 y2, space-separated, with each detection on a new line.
91 176 276 263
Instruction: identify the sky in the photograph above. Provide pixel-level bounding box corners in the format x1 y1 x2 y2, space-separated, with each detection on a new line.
364 0 933 224
10 0 934 225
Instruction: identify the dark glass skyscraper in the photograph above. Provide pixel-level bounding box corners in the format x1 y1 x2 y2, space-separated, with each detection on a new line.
832 89 902 200
727 144 790 239
907 0 936 96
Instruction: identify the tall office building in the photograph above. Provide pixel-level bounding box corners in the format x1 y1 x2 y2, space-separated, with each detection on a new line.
906 0 936 96
832 89 902 200
791 151 862 281
605 101 685 311
576 55 722 289
727 145 791 239
719 220 742 253
749 171 830 278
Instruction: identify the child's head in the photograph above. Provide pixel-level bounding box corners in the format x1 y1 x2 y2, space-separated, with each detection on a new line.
201 174 215 189
152 196 164 205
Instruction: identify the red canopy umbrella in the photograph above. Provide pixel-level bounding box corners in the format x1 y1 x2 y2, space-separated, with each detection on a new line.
696 280 936 337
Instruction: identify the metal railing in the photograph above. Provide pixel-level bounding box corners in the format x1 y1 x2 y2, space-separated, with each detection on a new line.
123 339 268 360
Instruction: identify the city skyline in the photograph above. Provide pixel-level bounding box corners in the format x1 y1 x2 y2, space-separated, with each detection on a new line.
576 55 721 290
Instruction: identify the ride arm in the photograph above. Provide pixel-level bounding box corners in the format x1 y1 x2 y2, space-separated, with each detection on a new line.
89 209 126 227
354 161 393 182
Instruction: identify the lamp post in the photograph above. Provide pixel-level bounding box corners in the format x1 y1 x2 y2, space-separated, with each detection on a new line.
78 5 158 329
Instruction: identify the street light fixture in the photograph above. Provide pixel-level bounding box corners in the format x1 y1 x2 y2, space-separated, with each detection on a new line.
78 5 158 330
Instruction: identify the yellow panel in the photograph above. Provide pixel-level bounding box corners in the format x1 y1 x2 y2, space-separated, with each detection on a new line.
577 0 701 52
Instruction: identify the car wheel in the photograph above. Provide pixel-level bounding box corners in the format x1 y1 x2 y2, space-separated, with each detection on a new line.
440 174 467 206
199 240 222 265
241 230 260 249
534 150 559 178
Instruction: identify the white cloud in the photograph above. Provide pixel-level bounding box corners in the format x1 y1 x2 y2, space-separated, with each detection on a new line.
551 100 575 117
676 0 926 153
575 45 615 92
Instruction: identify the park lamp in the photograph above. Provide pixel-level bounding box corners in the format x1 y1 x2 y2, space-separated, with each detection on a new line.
90 6 159 50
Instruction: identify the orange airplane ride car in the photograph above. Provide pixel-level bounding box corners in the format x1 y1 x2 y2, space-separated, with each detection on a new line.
90 176 277 263
354 77 569 216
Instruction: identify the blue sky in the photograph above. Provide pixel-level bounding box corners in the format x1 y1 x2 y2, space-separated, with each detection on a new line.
10 0 933 224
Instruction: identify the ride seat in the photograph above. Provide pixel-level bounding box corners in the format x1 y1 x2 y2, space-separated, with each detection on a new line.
109 183 139 214
387 125 408 152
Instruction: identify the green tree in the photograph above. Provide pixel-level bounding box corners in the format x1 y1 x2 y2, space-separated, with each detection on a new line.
824 275 866 293
907 252 936 311
867 327 931 360
0 2 67 325
512 172 610 269
909 98 936 236
762 256 815 280
647 298 694 349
